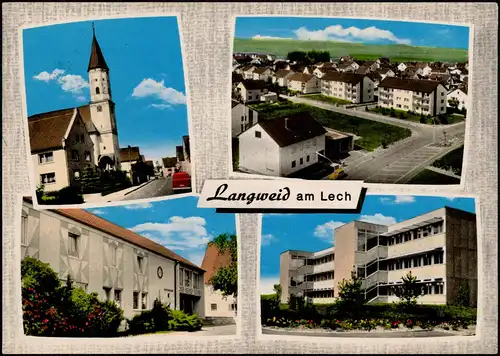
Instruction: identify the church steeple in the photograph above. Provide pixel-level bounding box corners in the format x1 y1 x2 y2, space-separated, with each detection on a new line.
87 23 109 72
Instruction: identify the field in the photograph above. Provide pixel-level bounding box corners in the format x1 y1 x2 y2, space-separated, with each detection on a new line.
233 38 468 63
249 101 412 152
432 145 464 175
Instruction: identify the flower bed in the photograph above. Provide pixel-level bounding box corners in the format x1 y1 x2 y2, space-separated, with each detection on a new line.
263 316 473 333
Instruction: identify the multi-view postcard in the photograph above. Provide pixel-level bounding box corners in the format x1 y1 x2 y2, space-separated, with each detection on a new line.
20 196 238 337
230 17 469 185
260 194 478 338
22 16 193 207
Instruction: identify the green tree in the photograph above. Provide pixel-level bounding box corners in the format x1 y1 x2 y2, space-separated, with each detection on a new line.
454 281 470 307
209 233 238 298
287 51 308 64
273 284 282 300
337 270 364 310
394 271 422 307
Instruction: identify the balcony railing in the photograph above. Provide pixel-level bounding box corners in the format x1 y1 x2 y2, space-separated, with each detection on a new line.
312 280 334 290
296 264 313 275
356 245 389 266
312 261 335 274
362 270 389 290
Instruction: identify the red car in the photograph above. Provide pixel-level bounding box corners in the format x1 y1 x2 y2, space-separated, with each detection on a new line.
172 171 191 193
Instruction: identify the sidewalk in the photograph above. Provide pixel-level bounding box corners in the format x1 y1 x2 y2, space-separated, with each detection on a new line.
83 179 156 203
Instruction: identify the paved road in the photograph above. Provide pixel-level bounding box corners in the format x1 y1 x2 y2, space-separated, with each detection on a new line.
284 95 466 183
262 328 458 338
122 177 174 201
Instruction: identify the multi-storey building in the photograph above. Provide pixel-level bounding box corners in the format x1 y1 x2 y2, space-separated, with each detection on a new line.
279 206 477 306
378 77 448 116
20 197 205 320
321 72 375 104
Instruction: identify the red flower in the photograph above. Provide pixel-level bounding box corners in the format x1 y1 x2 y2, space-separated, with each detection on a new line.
42 319 48 324
85 322 89 326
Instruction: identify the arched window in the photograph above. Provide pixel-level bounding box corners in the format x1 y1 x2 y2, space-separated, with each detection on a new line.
96 87 100 94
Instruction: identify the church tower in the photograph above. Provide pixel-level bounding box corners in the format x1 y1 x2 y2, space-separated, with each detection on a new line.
87 24 121 170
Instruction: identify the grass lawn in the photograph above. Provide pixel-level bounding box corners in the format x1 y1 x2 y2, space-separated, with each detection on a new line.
369 107 465 125
448 114 465 124
369 107 422 123
302 94 351 106
432 145 464 175
408 168 461 185
233 38 468 63
250 101 411 152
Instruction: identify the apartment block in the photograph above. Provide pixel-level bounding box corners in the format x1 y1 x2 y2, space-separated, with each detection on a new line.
279 206 477 306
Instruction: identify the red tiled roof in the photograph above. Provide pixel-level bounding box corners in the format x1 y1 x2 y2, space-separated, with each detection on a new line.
288 73 315 83
28 108 76 153
379 77 444 93
200 243 232 284
22 197 204 271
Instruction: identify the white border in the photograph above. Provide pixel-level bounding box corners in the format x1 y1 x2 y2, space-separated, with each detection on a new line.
13 192 241 345
227 14 473 191
256 191 484 346
19 13 199 210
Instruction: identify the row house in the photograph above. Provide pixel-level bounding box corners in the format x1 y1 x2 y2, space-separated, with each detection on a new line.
287 73 321 94
321 72 375 104
20 197 205 320
238 112 326 177
313 66 336 79
336 62 359 73
273 69 296 87
252 67 274 82
378 77 448 116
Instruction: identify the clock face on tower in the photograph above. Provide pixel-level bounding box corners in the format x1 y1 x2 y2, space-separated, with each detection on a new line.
157 266 163 279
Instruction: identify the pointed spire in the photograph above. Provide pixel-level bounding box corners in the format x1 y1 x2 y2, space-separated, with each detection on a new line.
87 24 109 72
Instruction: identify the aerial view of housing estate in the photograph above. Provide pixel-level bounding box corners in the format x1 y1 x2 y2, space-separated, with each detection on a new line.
260 194 477 337
23 17 193 206
20 196 237 337
231 17 469 184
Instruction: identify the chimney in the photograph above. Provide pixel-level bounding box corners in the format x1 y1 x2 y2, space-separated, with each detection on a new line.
285 117 289 130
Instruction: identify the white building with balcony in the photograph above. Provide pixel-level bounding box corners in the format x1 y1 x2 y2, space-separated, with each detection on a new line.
279 206 477 306
378 77 448 116
321 72 375 104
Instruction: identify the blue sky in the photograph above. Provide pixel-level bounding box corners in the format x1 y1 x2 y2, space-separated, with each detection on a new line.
235 17 469 49
86 197 236 267
260 194 476 294
23 16 188 163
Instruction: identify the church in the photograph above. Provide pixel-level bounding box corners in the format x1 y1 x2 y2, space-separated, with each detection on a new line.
27 26 122 192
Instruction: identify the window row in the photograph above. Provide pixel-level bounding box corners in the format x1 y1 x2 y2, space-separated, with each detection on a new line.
387 222 443 246
386 282 444 296
210 303 237 312
386 251 444 271
291 155 311 168
179 267 201 289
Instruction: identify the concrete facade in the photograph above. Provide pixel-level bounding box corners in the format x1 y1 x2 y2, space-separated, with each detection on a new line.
279 207 477 306
321 75 375 103
20 199 205 320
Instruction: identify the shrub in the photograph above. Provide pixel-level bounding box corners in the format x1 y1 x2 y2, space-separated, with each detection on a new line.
127 310 157 335
420 115 427 124
168 309 203 332
389 108 396 117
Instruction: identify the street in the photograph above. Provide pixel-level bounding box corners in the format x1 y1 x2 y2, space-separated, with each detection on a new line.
262 327 461 338
284 95 466 184
121 177 175 201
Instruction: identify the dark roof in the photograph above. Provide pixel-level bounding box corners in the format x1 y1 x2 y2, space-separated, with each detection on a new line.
322 72 367 84
258 112 326 147
22 197 204 272
240 79 268 90
145 160 154 167
28 108 76 153
162 156 177 167
288 73 315 83
87 29 109 72
231 99 241 108
75 105 98 133
376 68 393 74
119 146 141 162
253 67 271 74
379 77 444 93
356 65 370 74
274 69 293 78
289 64 305 72
200 243 233 284
452 86 468 95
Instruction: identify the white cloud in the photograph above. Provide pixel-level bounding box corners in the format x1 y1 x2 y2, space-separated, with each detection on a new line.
89 209 106 215
129 216 211 251
260 276 280 295
444 196 457 201
360 213 397 226
293 25 411 45
76 96 87 102
261 234 275 246
252 34 292 40
124 202 153 210
150 103 172 110
33 69 65 82
314 221 344 241
394 195 416 204
132 78 186 107
57 74 89 94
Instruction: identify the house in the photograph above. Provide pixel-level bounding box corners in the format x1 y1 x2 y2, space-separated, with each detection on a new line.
28 108 96 192
303 66 316 75
356 65 372 75
20 197 205 320
162 157 178 177
287 73 321 94
376 68 395 81
201 243 237 320
321 72 375 104
238 112 327 177
231 100 259 138
235 80 269 103
313 66 335 79
273 60 288 71
336 63 356 73
119 146 144 184
447 86 468 111
397 62 407 72
361 60 379 71
28 27 122 187
324 128 355 161
240 65 257 79
377 57 391 65
422 65 433 77
280 206 477 306
260 92 278 103
252 67 273 82
288 63 306 73
431 67 448 75
378 77 448 116
273 69 295 87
